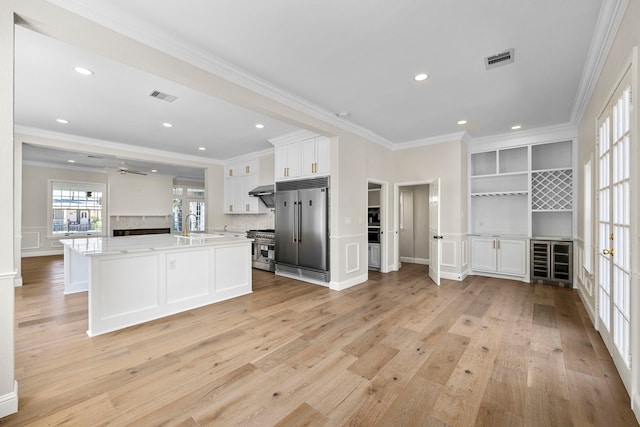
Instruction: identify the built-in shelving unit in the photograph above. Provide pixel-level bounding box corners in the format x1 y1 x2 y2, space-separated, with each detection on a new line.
468 139 575 283
530 141 573 239
469 146 529 237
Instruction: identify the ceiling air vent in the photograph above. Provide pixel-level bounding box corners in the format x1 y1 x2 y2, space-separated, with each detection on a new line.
149 90 177 102
485 48 514 70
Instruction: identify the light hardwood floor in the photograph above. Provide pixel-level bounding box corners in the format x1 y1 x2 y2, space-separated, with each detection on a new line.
2 255 638 426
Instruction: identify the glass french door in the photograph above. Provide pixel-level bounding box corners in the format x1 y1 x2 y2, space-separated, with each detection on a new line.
596 67 632 391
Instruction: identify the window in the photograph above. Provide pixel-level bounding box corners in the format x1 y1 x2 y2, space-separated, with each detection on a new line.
173 185 205 233
50 181 105 236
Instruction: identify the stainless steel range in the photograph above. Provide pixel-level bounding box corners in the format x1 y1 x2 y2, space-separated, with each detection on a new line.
247 229 275 272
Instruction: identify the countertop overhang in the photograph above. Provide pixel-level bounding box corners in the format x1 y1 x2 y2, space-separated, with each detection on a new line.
59 233 252 256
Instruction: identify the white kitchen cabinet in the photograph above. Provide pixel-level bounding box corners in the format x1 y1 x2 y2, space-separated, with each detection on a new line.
470 237 527 277
271 132 330 181
274 143 302 180
368 243 381 270
223 160 266 214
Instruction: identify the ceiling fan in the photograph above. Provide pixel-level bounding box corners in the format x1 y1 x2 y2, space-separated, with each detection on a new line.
117 162 147 176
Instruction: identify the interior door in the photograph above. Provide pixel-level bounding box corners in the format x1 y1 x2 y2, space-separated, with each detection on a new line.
596 67 632 392
429 179 441 285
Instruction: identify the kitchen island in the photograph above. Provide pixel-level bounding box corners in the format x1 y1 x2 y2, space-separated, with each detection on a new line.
60 234 252 337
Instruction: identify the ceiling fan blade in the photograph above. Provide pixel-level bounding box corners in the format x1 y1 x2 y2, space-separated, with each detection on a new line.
127 169 147 175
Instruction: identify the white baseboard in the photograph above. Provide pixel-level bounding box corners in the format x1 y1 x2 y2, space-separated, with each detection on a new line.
400 257 429 265
0 381 18 418
21 249 63 258
633 392 640 425
440 271 464 281
330 273 368 291
577 285 596 326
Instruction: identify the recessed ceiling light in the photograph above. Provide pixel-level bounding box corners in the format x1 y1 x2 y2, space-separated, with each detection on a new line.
457 120 467 125
198 147 206 151
162 122 173 128
67 159 76 163
511 125 522 130
56 118 69 124
255 123 264 129
73 66 94 76
336 112 350 118
151 169 158 173
414 73 429 82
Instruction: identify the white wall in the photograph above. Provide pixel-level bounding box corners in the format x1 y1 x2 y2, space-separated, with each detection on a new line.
108 171 173 216
22 164 107 256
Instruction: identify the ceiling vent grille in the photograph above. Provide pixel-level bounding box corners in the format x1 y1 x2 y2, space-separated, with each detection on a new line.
149 90 177 102
485 48 515 70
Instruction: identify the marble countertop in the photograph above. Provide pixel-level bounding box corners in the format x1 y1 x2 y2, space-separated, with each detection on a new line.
59 233 252 256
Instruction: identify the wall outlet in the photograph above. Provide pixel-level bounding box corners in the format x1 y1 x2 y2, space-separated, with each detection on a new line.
168 259 176 270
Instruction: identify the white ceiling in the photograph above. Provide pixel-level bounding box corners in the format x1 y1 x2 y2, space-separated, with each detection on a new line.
18 0 604 173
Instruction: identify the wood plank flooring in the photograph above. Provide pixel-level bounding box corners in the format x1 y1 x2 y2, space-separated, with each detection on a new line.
1 255 638 426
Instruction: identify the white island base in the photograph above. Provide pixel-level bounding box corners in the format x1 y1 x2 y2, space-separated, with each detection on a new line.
61 234 252 337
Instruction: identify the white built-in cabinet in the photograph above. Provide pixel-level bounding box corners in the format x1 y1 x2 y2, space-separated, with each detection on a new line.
223 160 267 214
271 130 330 181
468 140 574 281
470 237 527 276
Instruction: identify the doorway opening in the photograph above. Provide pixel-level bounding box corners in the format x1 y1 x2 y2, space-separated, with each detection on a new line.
394 179 441 285
367 180 388 272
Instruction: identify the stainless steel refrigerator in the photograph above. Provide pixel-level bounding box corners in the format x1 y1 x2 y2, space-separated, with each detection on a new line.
275 177 329 283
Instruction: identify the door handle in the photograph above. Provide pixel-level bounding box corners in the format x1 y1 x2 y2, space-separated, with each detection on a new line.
603 248 614 255
298 201 302 243
432 235 443 239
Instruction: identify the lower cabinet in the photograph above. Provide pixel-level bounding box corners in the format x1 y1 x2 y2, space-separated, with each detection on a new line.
368 243 381 270
470 236 527 277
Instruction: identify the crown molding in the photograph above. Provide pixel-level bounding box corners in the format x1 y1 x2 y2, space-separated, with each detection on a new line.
466 122 577 153
570 0 629 125
268 130 320 146
223 147 275 166
14 125 223 167
393 131 467 151
45 0 395 149
23 159 109 174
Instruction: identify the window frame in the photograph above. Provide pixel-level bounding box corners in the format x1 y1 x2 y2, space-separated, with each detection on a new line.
48 179 107 238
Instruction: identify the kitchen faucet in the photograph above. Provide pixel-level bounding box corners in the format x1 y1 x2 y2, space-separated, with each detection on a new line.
183 214 199 236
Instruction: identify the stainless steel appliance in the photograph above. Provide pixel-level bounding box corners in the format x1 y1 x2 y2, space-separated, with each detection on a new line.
247 229 275 272
275 177 330 283
248 185 275 208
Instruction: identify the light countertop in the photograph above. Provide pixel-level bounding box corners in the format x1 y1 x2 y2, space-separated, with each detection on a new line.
60 233 252 256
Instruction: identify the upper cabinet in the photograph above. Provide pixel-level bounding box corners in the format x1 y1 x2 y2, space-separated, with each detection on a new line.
223 159 267 214
270 131 330 181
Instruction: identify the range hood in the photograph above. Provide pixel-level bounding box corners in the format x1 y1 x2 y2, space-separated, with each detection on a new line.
248 184 275 208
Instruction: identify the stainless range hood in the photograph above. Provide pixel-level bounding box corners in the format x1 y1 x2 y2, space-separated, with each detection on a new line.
248 184 275 208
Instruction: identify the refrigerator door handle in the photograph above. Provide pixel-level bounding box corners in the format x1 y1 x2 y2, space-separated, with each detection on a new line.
293 201 298 243
297 200 302 243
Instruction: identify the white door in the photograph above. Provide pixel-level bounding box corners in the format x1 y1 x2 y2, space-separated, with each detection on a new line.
596 68 632 391
429 179 441 285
